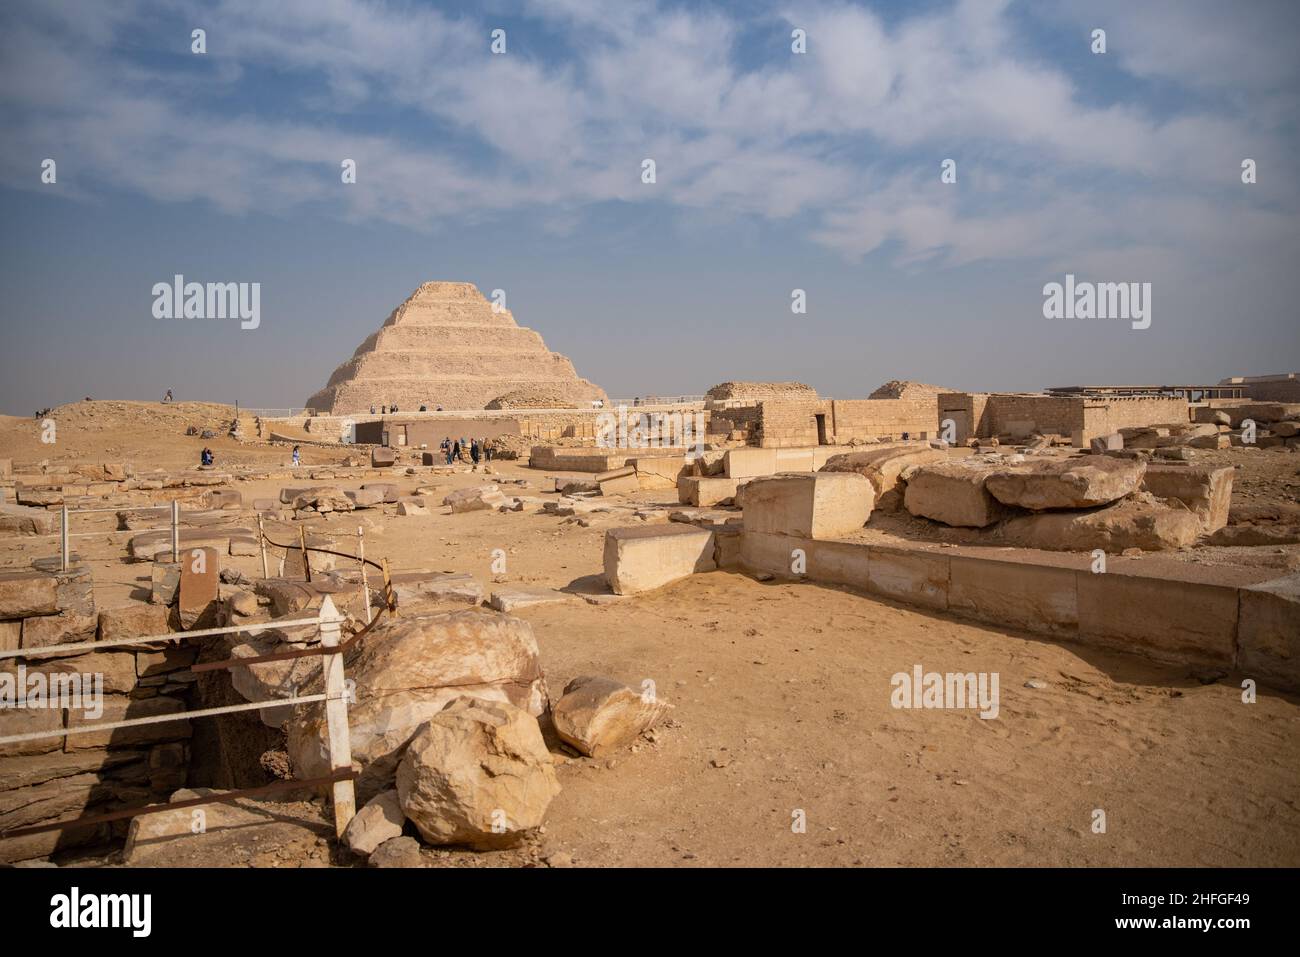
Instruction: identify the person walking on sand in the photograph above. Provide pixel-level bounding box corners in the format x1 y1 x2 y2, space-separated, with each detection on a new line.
292 444 301 467
470 438 481 465
163 389 173 403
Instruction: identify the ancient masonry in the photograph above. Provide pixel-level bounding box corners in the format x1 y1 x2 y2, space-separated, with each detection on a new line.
306 282 608 415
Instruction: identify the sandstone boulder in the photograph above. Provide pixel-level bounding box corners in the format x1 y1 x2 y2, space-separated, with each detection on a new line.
904 464 1006 528
396 697 560 849
984 457 1144 511
552 676 671 757
287 610 549 799
603 525 716 595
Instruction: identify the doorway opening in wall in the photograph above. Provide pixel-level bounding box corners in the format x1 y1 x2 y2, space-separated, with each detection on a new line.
815 414 829 445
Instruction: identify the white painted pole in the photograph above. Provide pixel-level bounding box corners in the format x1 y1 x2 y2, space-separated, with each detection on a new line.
171 500 180 563
357 525 372 625
60 505 69 572
318 595 356 839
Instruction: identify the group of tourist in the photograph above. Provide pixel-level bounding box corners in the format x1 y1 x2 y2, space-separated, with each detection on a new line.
439 436 494 466
368 402 444 414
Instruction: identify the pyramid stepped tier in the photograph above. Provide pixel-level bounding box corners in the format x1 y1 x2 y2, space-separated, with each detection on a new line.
306 282 608 413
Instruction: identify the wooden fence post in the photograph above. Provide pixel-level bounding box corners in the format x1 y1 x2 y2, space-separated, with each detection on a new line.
357 525 372 624
257 514 269 580
318 595 356 840
299 525 312 583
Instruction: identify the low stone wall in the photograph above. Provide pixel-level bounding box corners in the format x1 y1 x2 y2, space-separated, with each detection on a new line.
738 532 1298 692
0 566 194 863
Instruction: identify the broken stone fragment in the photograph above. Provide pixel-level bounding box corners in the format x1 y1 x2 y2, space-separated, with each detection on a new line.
551 675 672 757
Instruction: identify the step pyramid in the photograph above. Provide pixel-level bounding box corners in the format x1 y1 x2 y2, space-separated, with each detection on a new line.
306 282 607 414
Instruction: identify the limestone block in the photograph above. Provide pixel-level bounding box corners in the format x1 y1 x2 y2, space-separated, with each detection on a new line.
0 572 58 619
603 525 716 595
1141 465 1234 532
677 475 740 507
743 473 873 539
1238 574 1300 692
724 448 778 479
904 464 1005 528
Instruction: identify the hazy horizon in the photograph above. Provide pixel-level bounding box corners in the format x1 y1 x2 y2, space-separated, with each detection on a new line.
2 0 1298 415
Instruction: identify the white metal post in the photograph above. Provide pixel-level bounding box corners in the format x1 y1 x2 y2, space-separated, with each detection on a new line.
171 500 180 563
318 596 356 839
60 506 69 572
357 525 372 624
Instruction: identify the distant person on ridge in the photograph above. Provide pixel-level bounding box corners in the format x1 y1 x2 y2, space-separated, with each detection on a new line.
163 389 173 403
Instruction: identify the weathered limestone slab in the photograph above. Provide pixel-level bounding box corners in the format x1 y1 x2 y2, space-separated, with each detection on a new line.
1238 574 1300 690
98 603 171 646
596 467 641 496
724 448 778 479
603 525 716 595
948 557 1077 634
820 445 945 499
20 612 97 653
743 473 872 539
66 694 191 750
372 448 397 467
362 482 400 503
1076 572 1238 667
1141 465 1234 532
904 464 1005 528
391 572 484 607
865 546 949 611
488 587 576 613
1002 500 1201 551
631 455 687 490
985 457 1145 511
0 571 59 619
677 475 741 507
151 561 181 605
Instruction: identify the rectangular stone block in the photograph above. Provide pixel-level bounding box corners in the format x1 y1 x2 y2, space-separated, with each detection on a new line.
0 620 20 653
604 525 716 595
178 546 220 629
1141 465 1234 532
948 557 1078 634
597 467 641 496
631 455 687 490
724 448 778 479
1076 571 1237 667
0 571 58 619
371 448 397 467
677 475 740 507
1238 574 1300 692
865 546 949 611
742 473 873 539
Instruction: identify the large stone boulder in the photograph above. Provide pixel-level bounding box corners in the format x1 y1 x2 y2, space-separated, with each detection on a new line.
395 697 560 849
904 463 1006 528
287 610 549 799
551 676 672 757
1001 498 1201 551
820 446 945 500
984 457 1145 511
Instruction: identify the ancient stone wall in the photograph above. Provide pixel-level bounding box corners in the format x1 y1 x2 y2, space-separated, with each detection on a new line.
831 398 942 443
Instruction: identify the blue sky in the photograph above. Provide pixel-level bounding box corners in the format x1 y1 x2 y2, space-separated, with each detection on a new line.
1 0 1297 413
